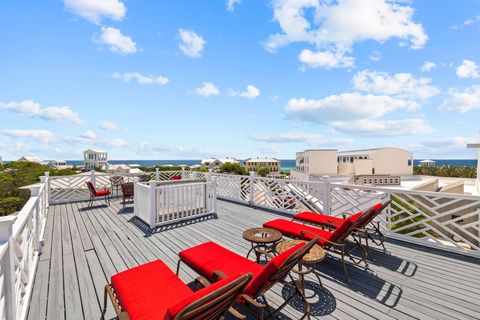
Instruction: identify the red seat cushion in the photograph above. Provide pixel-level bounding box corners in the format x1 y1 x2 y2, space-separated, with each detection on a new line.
263 219 354 248
111 260 193 320
179 242 264 282
95 189 110 196
293 212 344 228
179 241 305 297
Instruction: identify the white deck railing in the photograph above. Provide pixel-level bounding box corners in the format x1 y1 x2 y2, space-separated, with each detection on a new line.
134 179 216 229
0 173 50 320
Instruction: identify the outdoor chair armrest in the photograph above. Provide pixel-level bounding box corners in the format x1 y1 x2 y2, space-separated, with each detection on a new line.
254 248 275 260
212 270 227 281
300 230 346 247
194 276 211 289
240 294 266 308
228 307 247 320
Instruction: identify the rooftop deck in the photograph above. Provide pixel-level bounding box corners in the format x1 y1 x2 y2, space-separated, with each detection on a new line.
27 199 480 320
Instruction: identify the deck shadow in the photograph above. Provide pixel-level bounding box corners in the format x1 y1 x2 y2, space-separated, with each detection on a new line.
128 214 218 237
281 281 336 316
315 258 403 308
367 247 418 277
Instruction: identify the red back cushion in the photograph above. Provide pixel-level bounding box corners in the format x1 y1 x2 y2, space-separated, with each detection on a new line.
167 274 243 319
86 181 95 193
328 213 360 243
358 203 383 229
244 242 304 296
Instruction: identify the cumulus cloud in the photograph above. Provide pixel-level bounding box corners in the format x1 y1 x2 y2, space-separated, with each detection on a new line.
456 60 479 79
439 86 480 113
179 29 206 58
64 0 126 24
452 13 480 30
421 61 437 72
99 120 119 131
2 129 56 143
195 82 220 97
298 49 354 69
255 145 283 155
0 100 84 125
251 132 353 146
330 118 434 136
265 0 427 69
229 85 260 99
226 0 241 12
353 70 439 100
286 93 419 123
98 27 137 55
106 138 127 148
369 51 382 62
80 130 97 139
112 72 169 85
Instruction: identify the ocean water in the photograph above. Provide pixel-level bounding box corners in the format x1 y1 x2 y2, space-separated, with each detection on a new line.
60 159 477 171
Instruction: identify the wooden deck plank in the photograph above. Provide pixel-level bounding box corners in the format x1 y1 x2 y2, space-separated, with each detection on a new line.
27 199 480 320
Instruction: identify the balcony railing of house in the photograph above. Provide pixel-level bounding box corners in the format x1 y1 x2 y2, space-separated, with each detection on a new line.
1 169 479 320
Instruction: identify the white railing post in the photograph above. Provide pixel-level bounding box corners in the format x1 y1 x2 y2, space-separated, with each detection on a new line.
155 168 160 182
0 216 18 320
211 176 217 213
42 172 50 207
148 181 157 229
249 171 255 206
321 175 331 215
181 167 185 180
206 169 212 183
133 177 139 215
90 170 96 187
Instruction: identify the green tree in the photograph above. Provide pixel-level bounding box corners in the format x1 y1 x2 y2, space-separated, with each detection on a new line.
257 167 270 177
218 163 247 175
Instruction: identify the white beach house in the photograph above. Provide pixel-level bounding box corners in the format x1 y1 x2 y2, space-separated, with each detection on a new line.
83 149 108 169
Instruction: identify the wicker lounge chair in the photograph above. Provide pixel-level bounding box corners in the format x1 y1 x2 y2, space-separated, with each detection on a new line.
104 259 252 320
263 210 371 283
120 182 134 209
86 181 111 207
292 201 391 252
177 237 319 320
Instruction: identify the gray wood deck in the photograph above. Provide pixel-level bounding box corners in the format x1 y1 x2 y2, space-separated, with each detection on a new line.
27 199 480 320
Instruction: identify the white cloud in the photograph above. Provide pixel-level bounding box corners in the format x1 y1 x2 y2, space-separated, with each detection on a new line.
421 61 437 72
251 132 353 146
99 120 118 131
112 72 169 85
195 82 220 97
229 85 260 99
98 27 137 55
353 70 439 100
439 86 480 113
106 138 127 148
226 0 241 12
0 100 84 125
179 29 206 58
2 129 56 143
456 60 479 79
80 130 97 140
369 51 382 62
422 136 469 149
255 145 283 155
64 0 126 24
330 118 434 136
286 93 419 123
265 0 427 68
452 13 480 30
298 49 354 69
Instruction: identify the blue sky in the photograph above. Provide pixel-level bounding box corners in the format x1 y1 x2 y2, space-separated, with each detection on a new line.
0 0 479 161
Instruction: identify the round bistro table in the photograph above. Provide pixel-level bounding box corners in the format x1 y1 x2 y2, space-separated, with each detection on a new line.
276 239 326 296
242 227 283 263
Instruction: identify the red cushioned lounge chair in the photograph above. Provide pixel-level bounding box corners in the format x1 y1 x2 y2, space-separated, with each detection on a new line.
263 210 372 284
103 259 252 320
177 237 319 320
86 181 111 207
293 201 391 252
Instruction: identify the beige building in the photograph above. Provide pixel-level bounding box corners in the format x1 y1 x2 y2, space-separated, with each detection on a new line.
201 158 238 171
17 156 43 164
291 149 338 180
83 149 108 169
338 147 413 176
467 133 480 193
245 158 280 173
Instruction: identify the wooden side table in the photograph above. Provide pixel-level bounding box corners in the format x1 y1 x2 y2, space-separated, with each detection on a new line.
242 227 283 263
276 239 326 297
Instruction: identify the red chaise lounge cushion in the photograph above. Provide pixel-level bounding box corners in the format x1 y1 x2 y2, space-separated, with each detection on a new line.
293 212 345 228
179 241 304 297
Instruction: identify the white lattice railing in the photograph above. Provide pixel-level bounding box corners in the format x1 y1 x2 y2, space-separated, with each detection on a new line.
134 179 216 229
213 173 251 204
0 173 50 320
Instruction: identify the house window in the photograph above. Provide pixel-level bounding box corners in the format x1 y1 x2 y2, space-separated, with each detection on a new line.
408 158 412 166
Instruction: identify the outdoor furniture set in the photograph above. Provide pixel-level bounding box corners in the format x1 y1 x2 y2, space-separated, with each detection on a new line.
102 201 389 319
